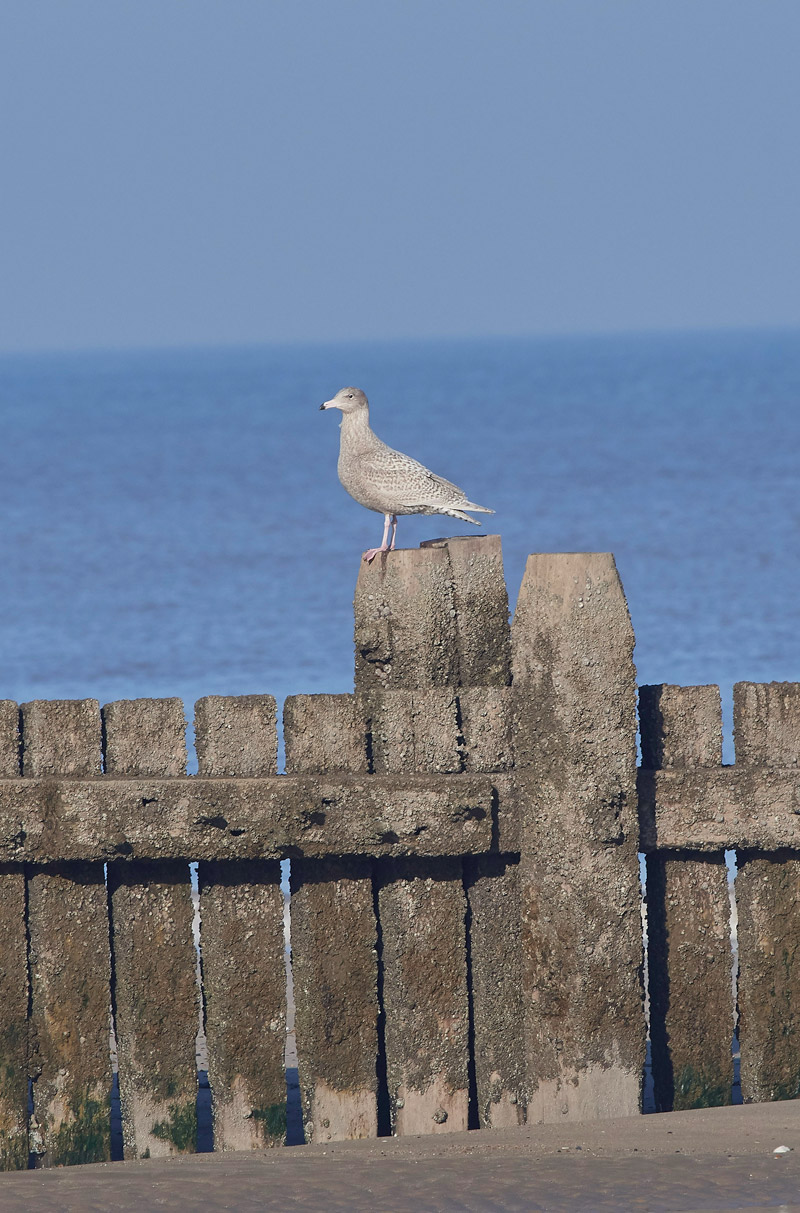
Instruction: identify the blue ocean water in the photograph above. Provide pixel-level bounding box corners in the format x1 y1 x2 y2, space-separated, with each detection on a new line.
0 330 797 763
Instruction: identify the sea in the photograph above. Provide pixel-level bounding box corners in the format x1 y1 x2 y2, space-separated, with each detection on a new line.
0 328 797 762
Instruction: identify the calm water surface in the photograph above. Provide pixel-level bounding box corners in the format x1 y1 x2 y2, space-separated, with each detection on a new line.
0 330 797 762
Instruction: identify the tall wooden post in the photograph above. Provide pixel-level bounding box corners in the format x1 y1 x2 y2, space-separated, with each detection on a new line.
512 553 644 1121
354 536 519 1133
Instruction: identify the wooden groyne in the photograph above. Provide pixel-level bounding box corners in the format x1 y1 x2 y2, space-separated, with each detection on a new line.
0 536 797 1168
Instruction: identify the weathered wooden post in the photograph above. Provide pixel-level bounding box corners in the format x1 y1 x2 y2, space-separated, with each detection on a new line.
512 553 645 1121
24 699 113 1167
640 684 734 1110
0 702 28 1170
354 535 516 1135
284 694 379 1144
105 698 199 1158
196 695 287 1150
734 682 800 1102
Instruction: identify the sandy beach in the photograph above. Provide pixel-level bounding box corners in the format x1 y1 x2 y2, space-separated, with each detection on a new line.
2 1099 799 1212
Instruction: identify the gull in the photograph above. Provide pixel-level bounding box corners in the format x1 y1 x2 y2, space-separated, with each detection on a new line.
321 386 493 562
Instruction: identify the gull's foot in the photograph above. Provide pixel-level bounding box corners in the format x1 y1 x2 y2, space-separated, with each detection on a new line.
363 546 390 563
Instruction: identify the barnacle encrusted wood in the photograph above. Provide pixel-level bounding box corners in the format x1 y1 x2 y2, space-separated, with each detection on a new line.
735 682 800 1105
285 694 380 1144
23 699 112 1168
512 553 644 1123
105 698 199 1160
0 773 494 862
0 701 27 1171
640 685 734 1112
196 696 286 1151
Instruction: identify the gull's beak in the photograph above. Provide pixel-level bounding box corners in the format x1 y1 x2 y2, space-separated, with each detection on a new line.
320 399 337 411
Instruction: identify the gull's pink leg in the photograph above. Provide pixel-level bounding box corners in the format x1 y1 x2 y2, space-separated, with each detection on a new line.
363 513 393 563
389 515 398 550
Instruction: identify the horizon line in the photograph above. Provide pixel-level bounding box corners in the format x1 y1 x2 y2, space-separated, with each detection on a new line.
1 321 799 361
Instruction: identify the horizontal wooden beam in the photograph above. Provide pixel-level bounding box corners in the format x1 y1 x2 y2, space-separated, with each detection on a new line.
0 774 495 863
638 767 800 852
8 764 798 861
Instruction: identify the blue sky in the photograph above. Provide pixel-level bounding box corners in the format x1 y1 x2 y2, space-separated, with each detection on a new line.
1 1 798 352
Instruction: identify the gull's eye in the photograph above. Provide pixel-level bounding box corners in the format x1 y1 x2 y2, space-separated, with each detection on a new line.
346 393 353 398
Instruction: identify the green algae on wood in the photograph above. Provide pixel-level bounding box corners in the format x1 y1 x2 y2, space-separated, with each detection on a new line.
673 1065 731 1111
150 1101 198 1153
250 1101 287 1143
48 1091 112 1168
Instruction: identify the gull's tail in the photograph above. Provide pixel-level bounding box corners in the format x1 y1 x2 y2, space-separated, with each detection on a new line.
442 502 494 525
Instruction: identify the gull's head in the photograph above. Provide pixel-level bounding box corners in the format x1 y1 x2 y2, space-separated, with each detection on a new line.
320 387 369 415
